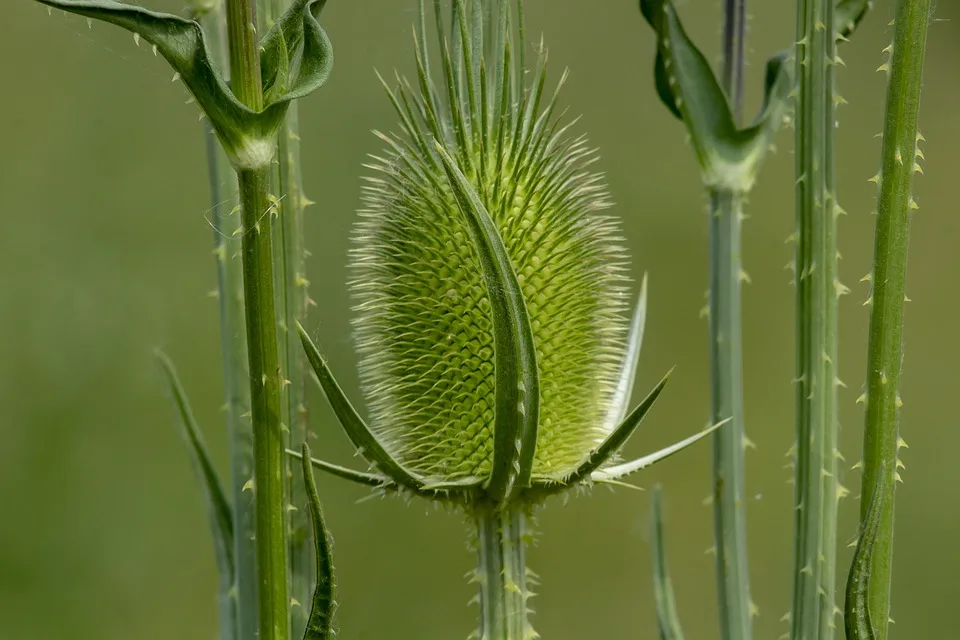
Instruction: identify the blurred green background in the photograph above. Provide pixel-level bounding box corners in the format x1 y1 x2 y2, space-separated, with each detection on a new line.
1 1 957 638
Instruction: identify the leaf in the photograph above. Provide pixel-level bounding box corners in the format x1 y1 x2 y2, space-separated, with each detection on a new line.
639 0 791 191
259 0 333 105
651 486 685 640
591 419 726 483
602 274 648 432
433 141 540 506
154 350 236 640
297 322 429 493
536 370 671 491
837 0 872 39
844 466 887 640
299 443 335 640
34 0 332 169
285 448 396 490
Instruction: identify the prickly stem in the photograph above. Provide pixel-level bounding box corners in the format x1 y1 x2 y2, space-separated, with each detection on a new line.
707 187 752 640
258 0 314 632
192 0 257 637
225 0 290 636
855 1 931 637
475 504 533 640
791 1 842 638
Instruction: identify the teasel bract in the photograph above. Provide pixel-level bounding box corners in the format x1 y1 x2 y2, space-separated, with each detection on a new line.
295 1 721 636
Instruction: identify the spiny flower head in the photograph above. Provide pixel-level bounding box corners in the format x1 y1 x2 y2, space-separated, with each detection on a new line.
352 9 629 485
299 0 719 508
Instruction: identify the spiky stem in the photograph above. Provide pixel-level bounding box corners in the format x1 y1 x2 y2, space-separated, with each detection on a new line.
707 187 751 640
856 1 930 636
711 1 752 637
194 2 258 638
257 0 313 632
476 505 532 640
791 1 842 639
225 0 289 638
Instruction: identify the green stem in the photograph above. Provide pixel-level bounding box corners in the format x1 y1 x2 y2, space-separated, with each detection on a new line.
791 1 841 639
721 0 747 122
858 0 930 636
237 167 289 640
475 505 531 640
707 188 751 640
258 0 313 632
195 1 258 637
274 101 313 639
224 0 289 638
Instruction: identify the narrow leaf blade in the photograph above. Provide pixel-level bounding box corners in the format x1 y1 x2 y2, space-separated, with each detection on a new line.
155 350 236 639
553 370 671 488
651 486 685 640
285 448 396 489
592 419 725 483
299 444 335 640
602 274 649 431
433 141 540 505
297 323 427 492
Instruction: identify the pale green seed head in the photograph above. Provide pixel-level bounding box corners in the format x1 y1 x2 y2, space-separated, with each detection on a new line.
349 2 631 486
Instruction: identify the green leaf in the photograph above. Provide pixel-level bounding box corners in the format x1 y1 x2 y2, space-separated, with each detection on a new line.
285 448 396 490
299 443 335 640
535 370 670 490
837 0 872 39
259 0 332 105
844 469 887 640
297 322 430 493
34 0 332 169
651 486 685 640
154 350 235 640
433 141 540 507
592 419 725 484
638 0 790 191
602 274 648 431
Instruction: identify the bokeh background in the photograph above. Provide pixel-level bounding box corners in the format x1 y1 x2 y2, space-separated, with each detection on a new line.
1 1 957 638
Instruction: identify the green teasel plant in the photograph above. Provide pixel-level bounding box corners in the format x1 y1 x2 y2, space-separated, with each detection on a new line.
295 0 722 637
637 0 933 639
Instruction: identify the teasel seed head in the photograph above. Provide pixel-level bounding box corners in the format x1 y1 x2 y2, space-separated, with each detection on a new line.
297 0 721 508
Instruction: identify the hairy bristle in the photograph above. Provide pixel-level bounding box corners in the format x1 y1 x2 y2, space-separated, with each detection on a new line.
349 0 630 482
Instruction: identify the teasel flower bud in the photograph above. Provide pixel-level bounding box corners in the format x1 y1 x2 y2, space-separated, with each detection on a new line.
295 0 721 635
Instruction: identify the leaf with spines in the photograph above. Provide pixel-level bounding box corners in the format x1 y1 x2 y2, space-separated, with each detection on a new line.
638 0 871 192
638 0 791 191
433 140 540 507
34 0 332 169
591 419 725 484
155 350 235 640
298 443 335 640
536 370 670 489
298 322 449 494
651 486 685 640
